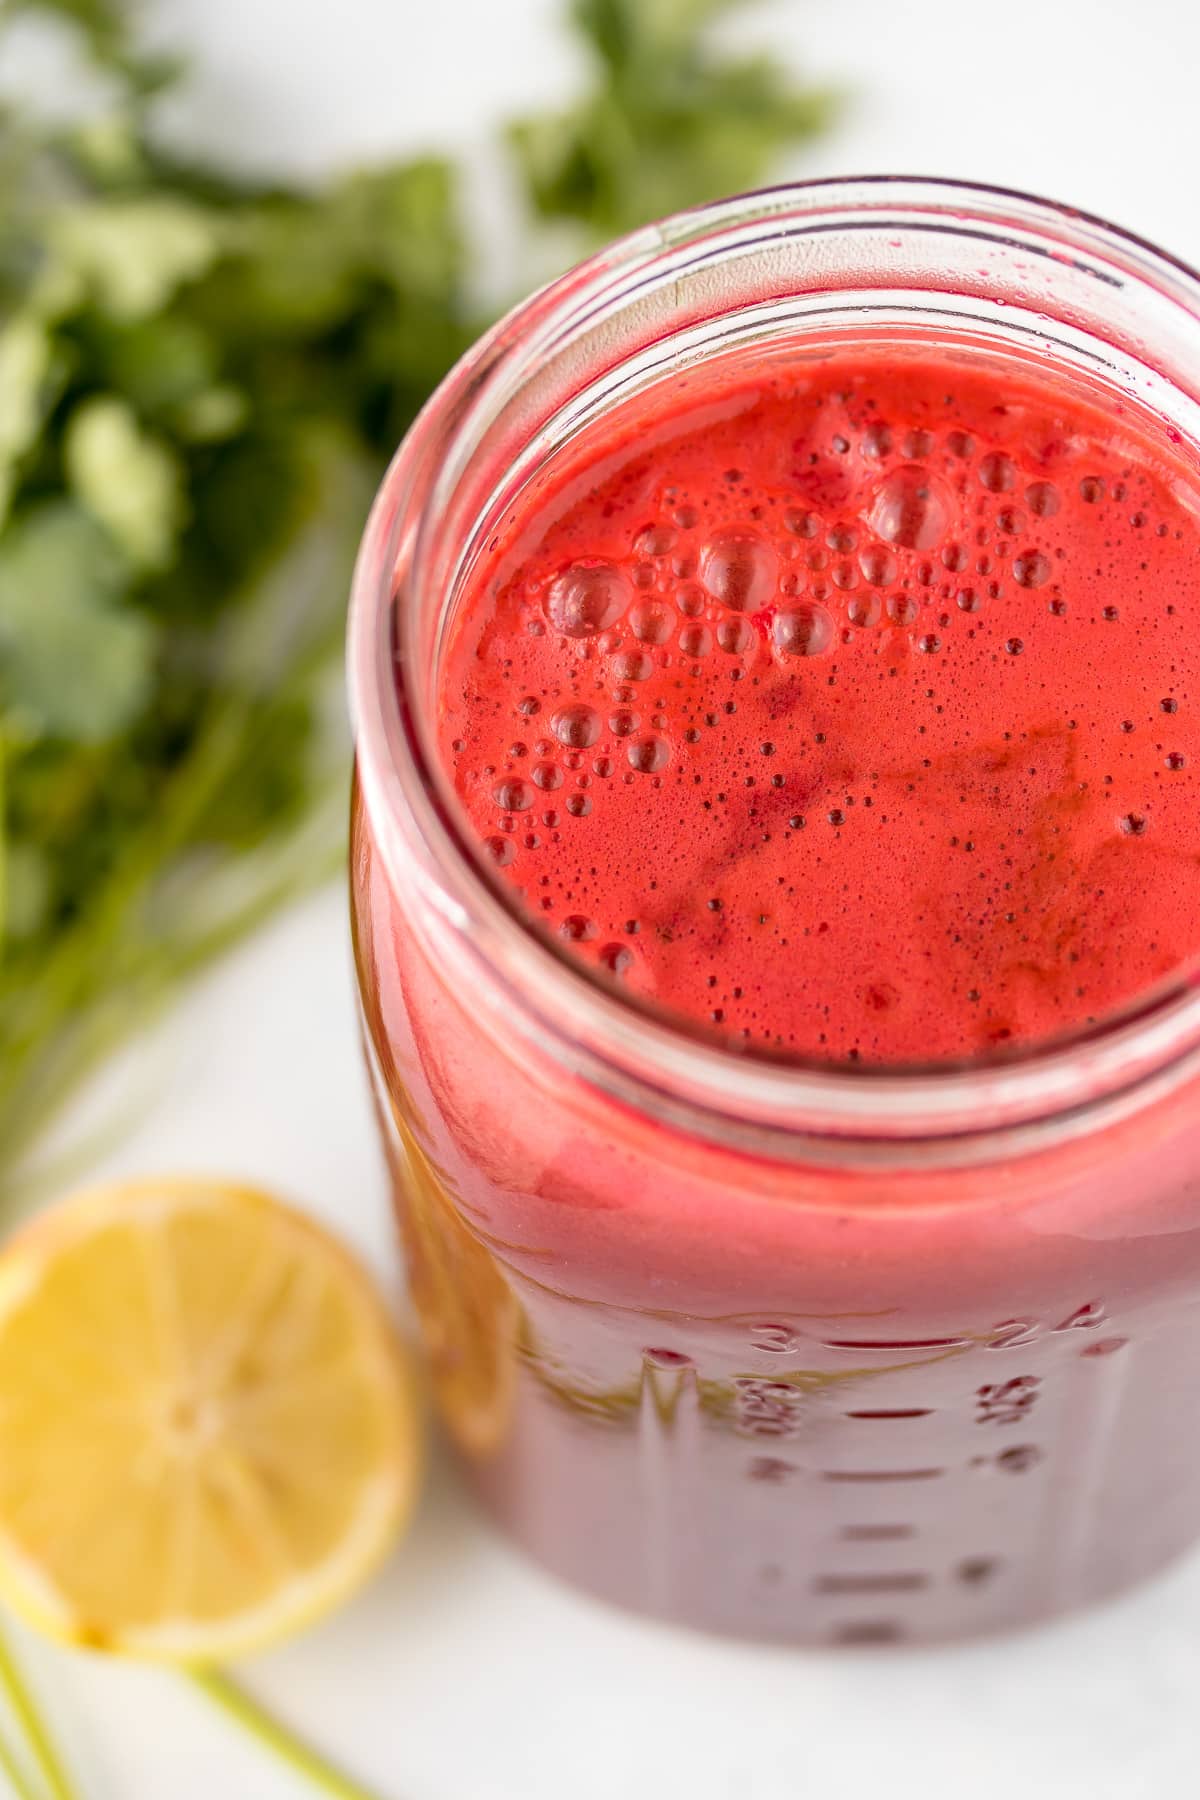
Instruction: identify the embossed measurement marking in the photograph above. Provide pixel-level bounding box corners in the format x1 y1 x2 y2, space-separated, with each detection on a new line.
833 1621 904 1645
823 1336 971 1352
815 1573 929 1595
976 1375 1041 1425
845 1408 933 1420
822 1467 945 1483
957 1557 1000 1585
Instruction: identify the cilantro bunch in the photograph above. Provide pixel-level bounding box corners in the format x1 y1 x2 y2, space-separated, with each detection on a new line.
0 0 834 1196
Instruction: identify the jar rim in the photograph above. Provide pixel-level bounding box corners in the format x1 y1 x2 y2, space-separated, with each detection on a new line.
348 174 1200 1151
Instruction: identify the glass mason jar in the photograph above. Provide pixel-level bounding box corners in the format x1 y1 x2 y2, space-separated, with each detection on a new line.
349 177 1200 1646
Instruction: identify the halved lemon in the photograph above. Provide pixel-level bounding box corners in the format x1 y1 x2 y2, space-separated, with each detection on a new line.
0 1178 421 1662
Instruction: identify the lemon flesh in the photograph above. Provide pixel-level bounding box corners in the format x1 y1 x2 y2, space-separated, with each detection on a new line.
0 1179 420 1662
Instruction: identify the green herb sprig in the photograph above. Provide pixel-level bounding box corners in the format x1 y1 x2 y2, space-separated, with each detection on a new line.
0 0 833 1204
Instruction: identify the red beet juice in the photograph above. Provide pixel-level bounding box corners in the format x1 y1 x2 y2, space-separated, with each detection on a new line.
351 183 1200 1644
440 346 1200 1064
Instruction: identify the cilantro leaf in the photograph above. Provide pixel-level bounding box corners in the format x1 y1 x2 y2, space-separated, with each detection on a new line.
0 502 154 741
509 0 837 235
0 0 834 1202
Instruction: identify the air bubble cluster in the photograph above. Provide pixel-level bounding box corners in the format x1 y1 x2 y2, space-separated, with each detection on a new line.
438 343 1200 1064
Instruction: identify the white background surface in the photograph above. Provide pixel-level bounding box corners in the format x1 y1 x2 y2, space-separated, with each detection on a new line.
11 1 1200 1795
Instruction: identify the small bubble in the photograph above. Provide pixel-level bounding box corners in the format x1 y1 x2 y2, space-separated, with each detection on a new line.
1166 752 1186 770
1102 605 1119 623
593 755 613 777
903 427 934 459
673 504 699 530
887 593 920 626
628 735 671 773
947 429 974 459
980 451 1016 492
827 808 845 826
517 695 541 717
546 559 631 637
531 761 563 791
1026 480 1060 517
996 506 1025 535
565 792 592 818
862 421 893 458
551 703 600 748
1161 697 1179 714
599 942 633 975
832 560 859 591
773 603 835 658
784 507 820 539
611 648 653 682
956 586 981 613
941 542 968 573
1013 550 1051 589
1079 476 1105 503
630 600 674 645
560 914 597 941
484 835 515 867
827 523 858 553
1049 596 1068 616
1005 637 1024 656
700 529 778 611
610 709 639 737
679 623 713 657
634 523 676 558
677 582 706 618
717 617 755 655
917 633 941 653
493 778 533 811
631 561 656 590
848 592 881 628
867 464 953 550
859 544 898 587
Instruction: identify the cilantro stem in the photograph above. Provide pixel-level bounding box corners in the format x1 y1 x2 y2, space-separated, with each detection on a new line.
189 1670 389 1800
0 1623 77 1800
0 1724 42 1800
0 722 6 960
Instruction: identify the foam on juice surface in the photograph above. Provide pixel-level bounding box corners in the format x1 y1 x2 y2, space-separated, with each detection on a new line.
437 343 1200 1063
